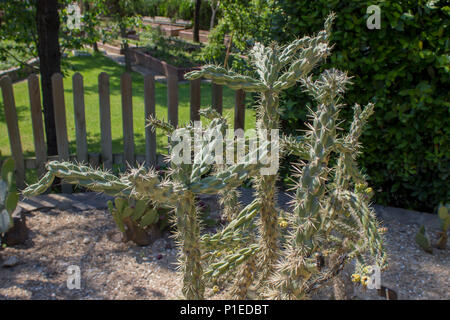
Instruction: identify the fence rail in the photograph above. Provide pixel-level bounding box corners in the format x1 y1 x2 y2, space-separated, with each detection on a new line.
0 72 247 192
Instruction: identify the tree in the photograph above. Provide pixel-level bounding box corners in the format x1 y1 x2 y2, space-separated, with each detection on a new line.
193 0 202 42
82 1 100 52
210 0 220 30
36 0 62 156
99 0 143 72
0 0 103 155
0 1 38 71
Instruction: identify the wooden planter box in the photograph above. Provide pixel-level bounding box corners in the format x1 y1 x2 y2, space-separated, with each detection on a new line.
143 16 191 27
129 47 200 81
179 29 210 43
150 24 187 37
96 42 122 55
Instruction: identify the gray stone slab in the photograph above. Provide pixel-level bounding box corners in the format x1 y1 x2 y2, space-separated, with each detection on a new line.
238 188 438 228
19 192 113 212
19 189 438 230
373 204 439 229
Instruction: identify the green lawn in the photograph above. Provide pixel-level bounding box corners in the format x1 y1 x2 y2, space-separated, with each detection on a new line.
0 52 256 163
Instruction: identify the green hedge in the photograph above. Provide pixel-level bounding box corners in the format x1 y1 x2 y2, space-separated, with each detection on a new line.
137 0 216 30
271 0 449 211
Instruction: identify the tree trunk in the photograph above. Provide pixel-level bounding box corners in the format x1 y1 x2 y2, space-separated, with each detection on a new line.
83 0 99 52
210 1 219 30
210 10 216 31
120 26 132 72
36 0 61 156
193 0 201 42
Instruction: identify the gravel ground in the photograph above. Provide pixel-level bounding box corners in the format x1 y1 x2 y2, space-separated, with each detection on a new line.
0 198 448 300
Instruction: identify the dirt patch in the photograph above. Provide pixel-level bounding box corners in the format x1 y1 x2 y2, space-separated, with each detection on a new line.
0 201 448 300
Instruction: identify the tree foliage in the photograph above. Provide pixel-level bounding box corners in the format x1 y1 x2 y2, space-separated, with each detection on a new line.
206 0 450 211
270 0 449 211
0 0 103 70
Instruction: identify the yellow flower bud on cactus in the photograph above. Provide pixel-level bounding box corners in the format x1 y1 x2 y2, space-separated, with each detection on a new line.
215 251 222 258
355 183 366 192
361 275 369 286
365 187 373 194
378 227 388 234
363 266 372 274
213 285 219 293
279 219 288 228
351 274 361 282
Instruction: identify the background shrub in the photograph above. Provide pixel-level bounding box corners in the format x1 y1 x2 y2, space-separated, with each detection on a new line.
138 0 216 30
269 0 449 212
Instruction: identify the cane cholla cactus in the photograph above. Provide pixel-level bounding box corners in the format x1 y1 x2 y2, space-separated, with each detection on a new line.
186 14 335 290
23 14 387 300
186 13 386 299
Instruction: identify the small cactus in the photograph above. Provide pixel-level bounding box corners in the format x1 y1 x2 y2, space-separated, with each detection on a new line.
0 157 18 235
436 204 449 249
415 225 433 254
107 197 168 245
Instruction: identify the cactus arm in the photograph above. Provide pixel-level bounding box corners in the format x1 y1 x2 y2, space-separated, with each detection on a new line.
22 170 56 197
229 253 257 299
190 139 270 194
190 117 229 183
281 134 310 159
273 42 331 91
22 161 132 197
185 65 268 92
126 168 182 207
190 163 257 194
204 244 259 279
198 107 223 121
146 115 175 135
174 192 205 300
338 190 388 268
269 69 352 299
278 13 335 68
201 199 259 250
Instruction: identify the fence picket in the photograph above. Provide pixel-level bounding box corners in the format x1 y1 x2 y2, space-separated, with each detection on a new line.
121 73 135 166
51 73 71 193
0 76 25 189
144 74 157 167
234 89 246 131
99 72 113 170
27 74 47 178
73 73 88 164
167 74 178 126
212 83 223 115
190 78 201 122
2 71 249 181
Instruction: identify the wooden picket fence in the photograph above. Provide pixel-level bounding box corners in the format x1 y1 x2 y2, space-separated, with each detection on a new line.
0 73 246 192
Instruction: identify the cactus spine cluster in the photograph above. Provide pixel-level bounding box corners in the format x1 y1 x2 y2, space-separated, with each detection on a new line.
23 14 387 300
